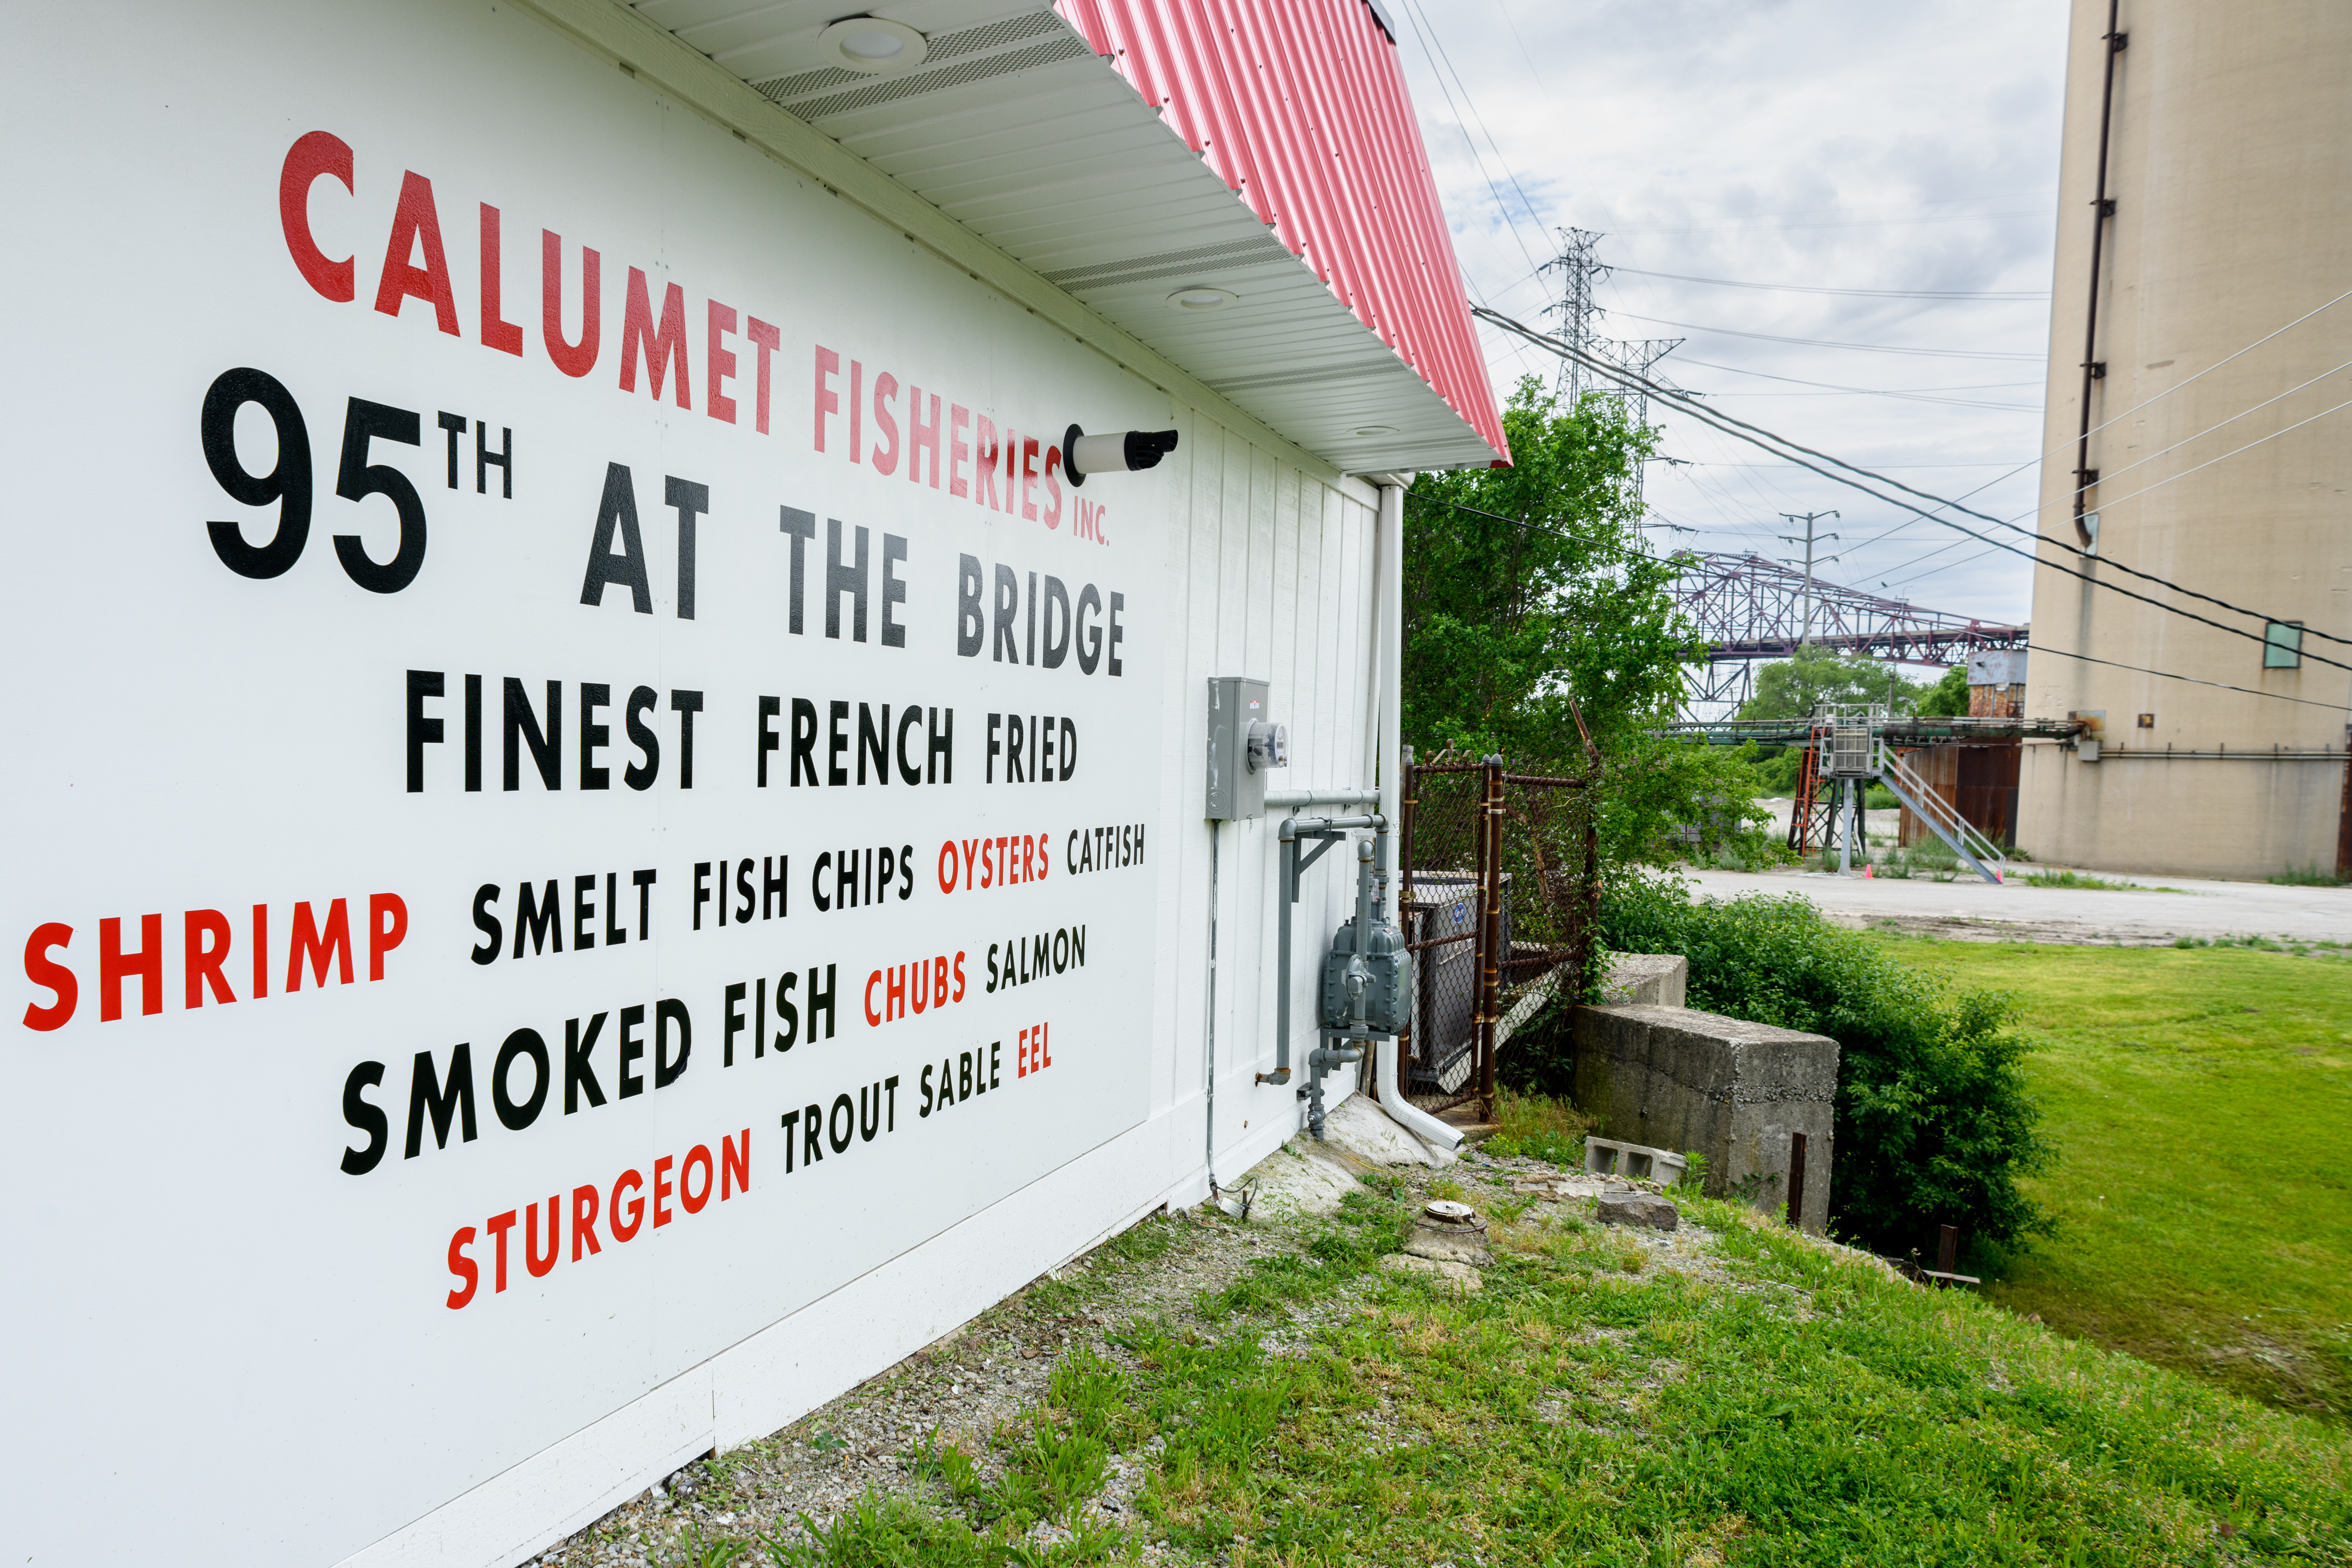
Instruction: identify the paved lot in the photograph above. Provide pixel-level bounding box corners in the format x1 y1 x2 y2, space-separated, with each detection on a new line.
1685 863 2352 947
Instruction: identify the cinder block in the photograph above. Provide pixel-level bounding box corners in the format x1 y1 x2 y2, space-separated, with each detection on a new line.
1572 1003 1838 1233
1599 953 1688 1008
1582 1135 1689 1186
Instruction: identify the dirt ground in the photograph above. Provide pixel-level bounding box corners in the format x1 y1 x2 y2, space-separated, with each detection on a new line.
1685 862 2352 947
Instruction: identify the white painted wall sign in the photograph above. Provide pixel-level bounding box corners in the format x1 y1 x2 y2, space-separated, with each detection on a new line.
3 4 1408 1563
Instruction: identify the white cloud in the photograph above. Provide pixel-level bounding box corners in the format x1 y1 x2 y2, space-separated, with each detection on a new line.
1392 0 2071 630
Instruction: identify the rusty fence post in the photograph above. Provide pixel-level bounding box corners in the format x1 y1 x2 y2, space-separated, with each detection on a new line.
1786 1132 1807 1228
1478 755 1504 1117
1938 1224 1959 1278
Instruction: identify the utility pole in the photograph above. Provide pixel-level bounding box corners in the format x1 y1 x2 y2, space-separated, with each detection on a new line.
1777 511 1841 643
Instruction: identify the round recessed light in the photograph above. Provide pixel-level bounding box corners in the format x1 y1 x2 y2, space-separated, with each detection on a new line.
1166 286 1240 312
817 17 928 75
1351 425 1398 437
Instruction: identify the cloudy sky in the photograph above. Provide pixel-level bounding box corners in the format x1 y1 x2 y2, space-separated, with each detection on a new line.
1389 0 2073 627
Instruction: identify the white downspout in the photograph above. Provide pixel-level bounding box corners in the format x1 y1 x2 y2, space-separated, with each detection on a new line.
1370 478 1462 1154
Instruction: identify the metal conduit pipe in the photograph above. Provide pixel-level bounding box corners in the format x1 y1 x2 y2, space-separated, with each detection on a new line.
1367 478 1461 1155
1201 821 1223 1203
1266 788 1381 809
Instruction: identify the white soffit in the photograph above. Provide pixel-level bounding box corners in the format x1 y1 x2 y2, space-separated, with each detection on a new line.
630 1 1501 472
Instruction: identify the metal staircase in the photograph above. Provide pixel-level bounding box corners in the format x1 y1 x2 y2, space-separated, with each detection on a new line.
1874 741 2007 884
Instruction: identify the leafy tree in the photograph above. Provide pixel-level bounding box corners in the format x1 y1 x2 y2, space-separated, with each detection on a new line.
1737 642 1933 722
1916 663 1970 717
1403 377 1760 864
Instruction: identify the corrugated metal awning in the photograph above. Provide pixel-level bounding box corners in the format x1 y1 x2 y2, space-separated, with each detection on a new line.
631 0 1507 472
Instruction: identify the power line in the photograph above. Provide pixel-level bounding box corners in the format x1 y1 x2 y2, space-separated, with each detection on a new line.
2060 356 2352 498
1488 306 2352 656
2031 642 2352 713
1672 355 2043 411
1473 307 2352 672
1394 0 1545 276
1608 210 2048 237
1410 454 2342 717
1607 264 2049 302
1601 309 2045 361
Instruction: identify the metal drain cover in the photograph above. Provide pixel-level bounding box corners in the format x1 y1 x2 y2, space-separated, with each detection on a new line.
1424 1200 1477 1224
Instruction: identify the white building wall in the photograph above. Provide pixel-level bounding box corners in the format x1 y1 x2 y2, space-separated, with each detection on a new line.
0 2 1403 1562
349 403 1387 1568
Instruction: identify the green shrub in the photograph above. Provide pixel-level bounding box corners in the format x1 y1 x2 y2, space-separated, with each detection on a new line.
1599 871 2054 1254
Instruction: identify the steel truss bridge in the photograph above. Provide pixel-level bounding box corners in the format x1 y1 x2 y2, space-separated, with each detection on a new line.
1674 552 2028 711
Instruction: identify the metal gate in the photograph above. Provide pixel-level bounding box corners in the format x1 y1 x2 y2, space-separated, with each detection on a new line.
1393 711 1601 1119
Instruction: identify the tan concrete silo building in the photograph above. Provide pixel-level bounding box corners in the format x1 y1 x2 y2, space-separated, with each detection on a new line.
2018 0 2352 879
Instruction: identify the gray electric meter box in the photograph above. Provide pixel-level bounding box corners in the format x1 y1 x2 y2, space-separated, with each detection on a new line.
1204 676 1278 820
1321 915 1413 1036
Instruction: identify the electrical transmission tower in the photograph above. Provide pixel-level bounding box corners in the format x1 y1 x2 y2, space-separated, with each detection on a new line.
1541 228 1609 405
1540 228 1681 503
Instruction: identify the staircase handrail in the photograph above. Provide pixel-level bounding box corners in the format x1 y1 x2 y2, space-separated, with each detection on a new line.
1874 741 2006 885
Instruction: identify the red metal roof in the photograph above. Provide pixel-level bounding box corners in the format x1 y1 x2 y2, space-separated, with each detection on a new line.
1056 0 1511 465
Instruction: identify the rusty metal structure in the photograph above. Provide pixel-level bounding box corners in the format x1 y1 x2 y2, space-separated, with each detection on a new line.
1393 714 1602 1121
1674 551 2027 715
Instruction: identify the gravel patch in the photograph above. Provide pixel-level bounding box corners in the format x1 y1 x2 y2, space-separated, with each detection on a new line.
526 1144 1788 1567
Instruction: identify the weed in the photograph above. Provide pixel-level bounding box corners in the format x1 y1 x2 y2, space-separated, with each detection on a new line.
1022 1273 1084 1314
906 1428 983 1502
2026 867 2165 891
1046 1347 1129 1443
1096 1216 1173 1270
1485 1084 1589 1165
662 1529 751 1568
993 1412 1109 1524
2270 863 2347 887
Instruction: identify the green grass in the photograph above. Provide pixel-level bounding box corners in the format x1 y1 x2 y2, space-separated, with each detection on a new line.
666 1168 2352 1564
1857 935 2352 1420
2022 868 2185 892
2270 864 2348 887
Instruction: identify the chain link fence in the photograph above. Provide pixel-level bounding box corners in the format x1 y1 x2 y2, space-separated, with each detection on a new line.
1396 718 1601 1119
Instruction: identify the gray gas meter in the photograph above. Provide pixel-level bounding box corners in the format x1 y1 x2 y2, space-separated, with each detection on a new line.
1321 914 1412 1035
1204 676 1286 820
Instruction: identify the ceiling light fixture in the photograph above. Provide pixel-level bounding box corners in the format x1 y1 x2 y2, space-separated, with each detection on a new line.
817 17 928 75
1351 425 1398 437
1166 286 1239 312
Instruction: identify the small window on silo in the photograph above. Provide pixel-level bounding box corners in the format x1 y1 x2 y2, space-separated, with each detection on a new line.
2262 620 2303 669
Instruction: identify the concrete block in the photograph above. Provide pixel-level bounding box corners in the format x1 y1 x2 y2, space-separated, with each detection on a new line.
1572 1003 1839 1234
1600 953 1688 1008
1595 1192 1680 1231
1582 1136 1689 1186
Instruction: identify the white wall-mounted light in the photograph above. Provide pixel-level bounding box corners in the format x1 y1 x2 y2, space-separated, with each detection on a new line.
816 17 928 75
1063 424 1179 486
1167 286 1239 312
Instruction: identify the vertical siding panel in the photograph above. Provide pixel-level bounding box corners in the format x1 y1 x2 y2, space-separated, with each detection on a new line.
1330 495 1365 789
1175 415 1229 1133
1150 402 1202 1121
1311 485 1345 789
1290 480 1327 790
1231 443 1281 1075
1223 430 1261 1123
